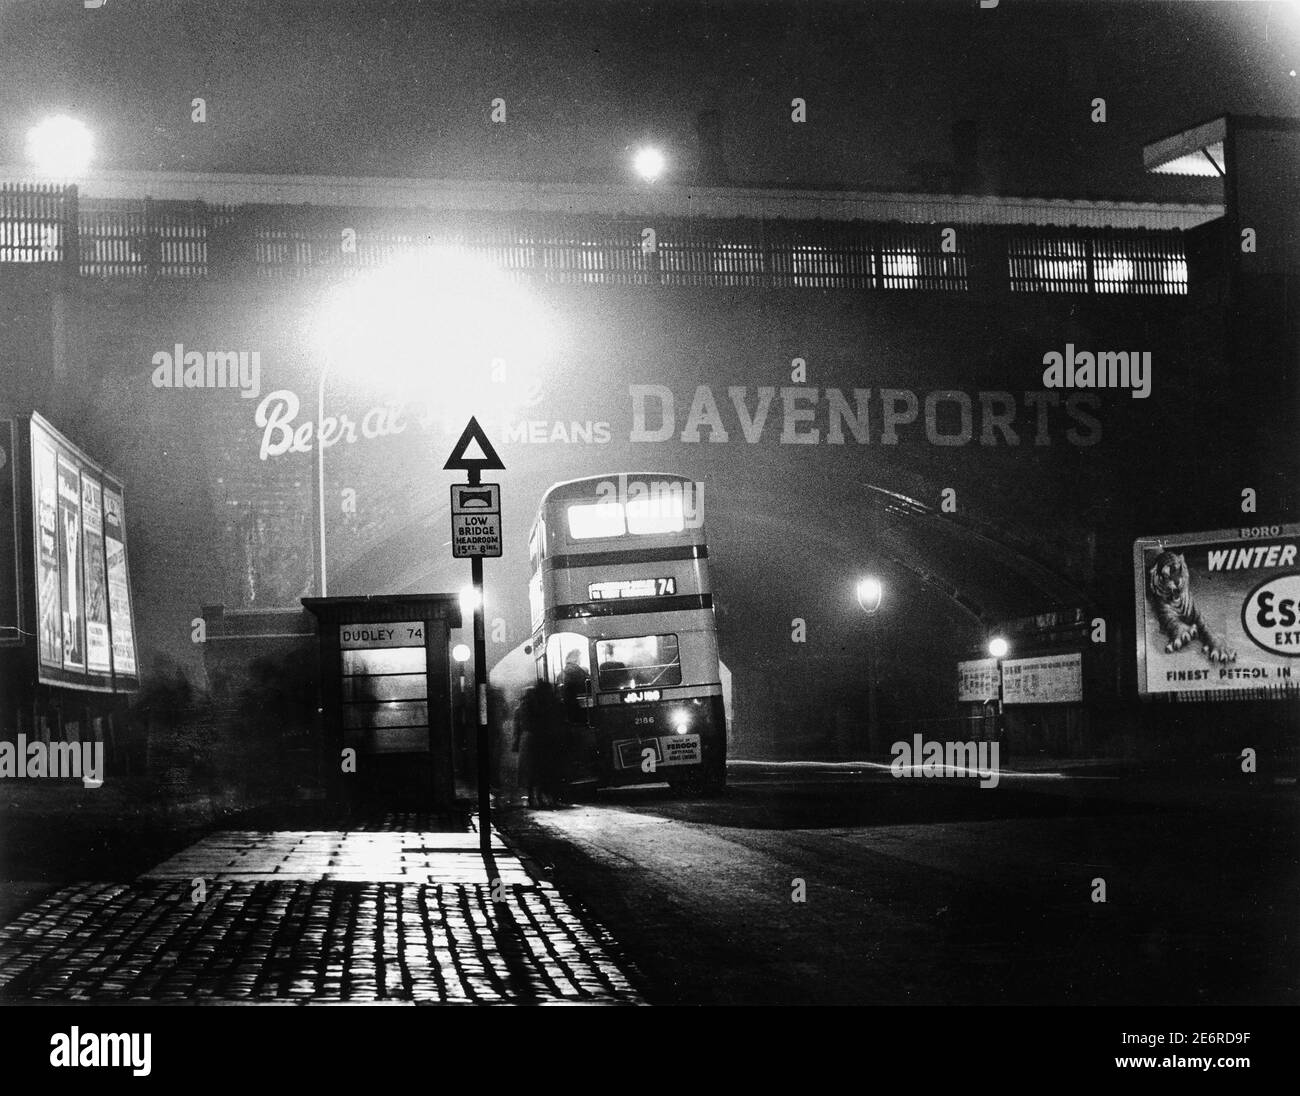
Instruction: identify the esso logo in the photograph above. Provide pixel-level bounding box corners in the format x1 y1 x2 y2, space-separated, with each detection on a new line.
1242 573 1300 656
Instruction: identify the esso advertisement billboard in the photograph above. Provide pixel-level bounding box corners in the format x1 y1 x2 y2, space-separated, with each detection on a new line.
1133 525 1299 698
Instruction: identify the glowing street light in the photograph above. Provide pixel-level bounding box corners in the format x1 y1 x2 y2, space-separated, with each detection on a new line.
459 585 482 621
633 146 666 182
985 635 1010 763
26 115 94 179
305 246 551 595
855 576 884 615
854 574 885 752
452 643 471 664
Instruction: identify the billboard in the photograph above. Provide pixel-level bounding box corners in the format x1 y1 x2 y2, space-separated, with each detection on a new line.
1134 526 1300 698
1001 653 1083 705
27 413 138 691
957 658 999 702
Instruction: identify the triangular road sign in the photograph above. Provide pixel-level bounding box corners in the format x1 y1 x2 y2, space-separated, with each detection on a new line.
444 416 505 470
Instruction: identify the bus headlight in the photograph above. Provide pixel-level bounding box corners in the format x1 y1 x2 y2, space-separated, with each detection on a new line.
673 714 691 734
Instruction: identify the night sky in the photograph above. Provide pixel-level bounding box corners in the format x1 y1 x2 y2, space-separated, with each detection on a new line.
0 0 1296 199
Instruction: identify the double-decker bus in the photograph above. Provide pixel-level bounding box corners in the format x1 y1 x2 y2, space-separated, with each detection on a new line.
521 472 726 794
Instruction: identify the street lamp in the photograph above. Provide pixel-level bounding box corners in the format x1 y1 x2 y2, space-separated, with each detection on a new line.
855 576 883 615
855 575 884 753
986 635 1010 759
458 585 482 621
305 247 552 595
633 146 666 182
26 115 94 179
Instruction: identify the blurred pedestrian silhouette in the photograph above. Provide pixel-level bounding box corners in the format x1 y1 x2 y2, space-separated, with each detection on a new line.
512 680 566 808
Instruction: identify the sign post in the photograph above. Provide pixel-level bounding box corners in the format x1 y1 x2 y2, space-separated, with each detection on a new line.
444 416 505 857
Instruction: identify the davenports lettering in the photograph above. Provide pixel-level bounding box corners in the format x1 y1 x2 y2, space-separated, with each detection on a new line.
629 384 1101 446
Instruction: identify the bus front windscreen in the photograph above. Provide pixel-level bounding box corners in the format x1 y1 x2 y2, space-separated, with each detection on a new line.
596 634 682 691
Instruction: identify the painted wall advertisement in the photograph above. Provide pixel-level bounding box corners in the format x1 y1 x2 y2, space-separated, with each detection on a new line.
27 414 138 690
1134 526 1300 697
1001 653 1084 705
957 657 999 702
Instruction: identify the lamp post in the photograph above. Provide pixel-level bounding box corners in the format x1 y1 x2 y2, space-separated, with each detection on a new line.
855 576 884 753
987 635 1010 756
452 642 471 785
313 360 332 596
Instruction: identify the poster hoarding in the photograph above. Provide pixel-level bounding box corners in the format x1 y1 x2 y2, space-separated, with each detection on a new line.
102 484 138 679
1001 653 1083 705
957 657 999 702
56 454 85 673
1134 526 1300 697
32 433 61 669
26 413 138 690
81 475 111 674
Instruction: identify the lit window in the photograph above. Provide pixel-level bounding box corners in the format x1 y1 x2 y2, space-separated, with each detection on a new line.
1094 257 1133 287
881 250 919 286
546 632 591 687
626 491 685 534
0 220 61 262
712 243 763 282
567 502 625 540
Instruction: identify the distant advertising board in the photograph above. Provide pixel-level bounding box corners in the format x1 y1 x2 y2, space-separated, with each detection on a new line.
1134 526 1300 697
1001 653 1083 705
0 419 19 645
957 657 999 702
27 414 138 690
102 484 138 678
81 476 111 674
56 455 85 673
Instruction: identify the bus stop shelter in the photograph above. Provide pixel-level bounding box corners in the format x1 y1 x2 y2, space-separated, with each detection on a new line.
302 594 462 809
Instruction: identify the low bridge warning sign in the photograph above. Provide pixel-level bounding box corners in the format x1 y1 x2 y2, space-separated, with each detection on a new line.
451 482 502 558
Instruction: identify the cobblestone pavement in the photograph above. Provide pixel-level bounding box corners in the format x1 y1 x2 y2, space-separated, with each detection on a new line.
0 820 642 1004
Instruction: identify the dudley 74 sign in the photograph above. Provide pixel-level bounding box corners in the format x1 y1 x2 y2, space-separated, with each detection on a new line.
451 482 502 557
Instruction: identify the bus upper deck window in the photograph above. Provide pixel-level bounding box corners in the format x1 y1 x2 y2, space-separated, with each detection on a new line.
567 501 625 540
626 493 685 534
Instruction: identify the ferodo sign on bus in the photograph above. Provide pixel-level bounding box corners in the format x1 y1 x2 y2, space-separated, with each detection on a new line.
1133 525 1300 697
